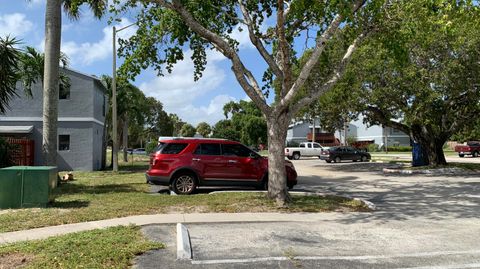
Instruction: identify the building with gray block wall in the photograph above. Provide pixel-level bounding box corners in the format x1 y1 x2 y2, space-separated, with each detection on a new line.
0 68 107 171
287 115 410 147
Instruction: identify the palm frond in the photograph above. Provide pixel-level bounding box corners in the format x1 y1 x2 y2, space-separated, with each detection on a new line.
0 36 21 114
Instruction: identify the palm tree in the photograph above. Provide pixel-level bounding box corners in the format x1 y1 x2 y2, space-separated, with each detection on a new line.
0 36 21 114
42 0 106 166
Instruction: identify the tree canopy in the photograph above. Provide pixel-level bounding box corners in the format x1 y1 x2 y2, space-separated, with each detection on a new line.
110 0 385 205
308 0 480 165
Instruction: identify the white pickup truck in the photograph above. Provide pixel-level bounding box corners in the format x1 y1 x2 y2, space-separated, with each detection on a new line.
285 142 325 160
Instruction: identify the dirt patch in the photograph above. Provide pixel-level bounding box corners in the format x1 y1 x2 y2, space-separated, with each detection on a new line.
0 253 34 269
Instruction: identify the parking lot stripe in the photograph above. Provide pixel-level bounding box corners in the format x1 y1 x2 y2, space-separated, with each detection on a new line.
191 250 480 265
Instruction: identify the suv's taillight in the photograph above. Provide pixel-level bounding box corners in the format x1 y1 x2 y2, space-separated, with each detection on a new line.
285 149 289 153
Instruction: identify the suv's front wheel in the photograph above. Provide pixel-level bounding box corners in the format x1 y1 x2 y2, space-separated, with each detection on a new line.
172 173 197 195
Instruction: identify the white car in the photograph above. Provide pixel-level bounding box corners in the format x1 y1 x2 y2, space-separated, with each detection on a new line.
285 142 325 160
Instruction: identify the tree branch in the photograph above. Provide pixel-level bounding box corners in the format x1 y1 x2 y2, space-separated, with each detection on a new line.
365 106 411 135
238 0 283 80
277 0 365 112
149 0 270 114
291 34 364 115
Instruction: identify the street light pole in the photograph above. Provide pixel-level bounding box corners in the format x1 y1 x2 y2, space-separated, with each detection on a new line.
112 22 136 172
112 26 119 172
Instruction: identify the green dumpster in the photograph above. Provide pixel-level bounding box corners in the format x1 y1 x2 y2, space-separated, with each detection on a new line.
0 166 58 209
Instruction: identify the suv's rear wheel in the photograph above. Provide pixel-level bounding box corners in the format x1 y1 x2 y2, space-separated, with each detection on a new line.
172 173 197 195
292 152 301 160
361 156 368 162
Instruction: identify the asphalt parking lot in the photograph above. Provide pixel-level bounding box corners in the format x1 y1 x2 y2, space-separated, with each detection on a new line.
137 159 480 269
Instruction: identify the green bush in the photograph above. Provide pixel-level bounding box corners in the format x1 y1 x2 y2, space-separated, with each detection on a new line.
145 140 158 154
0 138 14 168
386 146 412 152
366 143 380 152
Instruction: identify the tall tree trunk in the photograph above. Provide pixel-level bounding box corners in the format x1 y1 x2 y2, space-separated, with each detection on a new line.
412 125 447 166
423 138 447 166
42 0 61 166
266 111 291 207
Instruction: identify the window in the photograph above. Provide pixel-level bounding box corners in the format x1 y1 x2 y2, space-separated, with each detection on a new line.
307 143 312 148
222 144 252 157
59 84 70 100
58 135 70 151
193 143 221 155
299 143 306 148
313 143 321 148
161 143 188 154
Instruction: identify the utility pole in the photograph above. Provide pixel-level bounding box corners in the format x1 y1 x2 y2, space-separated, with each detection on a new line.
112 22 137 172
112 26 118 172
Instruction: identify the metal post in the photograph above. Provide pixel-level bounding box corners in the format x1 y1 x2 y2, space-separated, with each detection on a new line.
112 26 118 172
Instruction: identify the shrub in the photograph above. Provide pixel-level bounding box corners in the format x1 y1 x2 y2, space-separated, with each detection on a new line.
145 140 158 154
366 143 380 152
0 138 14 168
387 146 412 152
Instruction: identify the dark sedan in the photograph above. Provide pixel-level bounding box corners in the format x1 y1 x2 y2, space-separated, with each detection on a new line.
320 146 371 163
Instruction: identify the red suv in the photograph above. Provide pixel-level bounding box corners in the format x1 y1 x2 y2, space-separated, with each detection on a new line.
146 138 297 194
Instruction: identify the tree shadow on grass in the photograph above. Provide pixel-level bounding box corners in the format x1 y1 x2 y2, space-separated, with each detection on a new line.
54 183 141 195
49 200 90 209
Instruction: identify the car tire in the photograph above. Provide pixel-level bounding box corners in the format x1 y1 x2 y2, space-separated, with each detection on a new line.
334 156 341 163
172 173 197 195
287 156 293 160
459 154 465 158
293 152 301 160
361 156 368 162
326 160 332 163
474 151 479 158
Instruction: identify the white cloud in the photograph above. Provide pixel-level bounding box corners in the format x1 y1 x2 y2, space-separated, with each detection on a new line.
140 49 235 125
229 25 254 49
180 95 237 126
60 18 136 66
0 13 34 38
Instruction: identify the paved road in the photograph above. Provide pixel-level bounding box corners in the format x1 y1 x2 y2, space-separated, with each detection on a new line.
136 159 480 269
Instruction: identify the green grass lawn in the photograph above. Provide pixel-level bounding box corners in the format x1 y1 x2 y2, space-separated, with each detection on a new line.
0 225 163 268
0 159 369 233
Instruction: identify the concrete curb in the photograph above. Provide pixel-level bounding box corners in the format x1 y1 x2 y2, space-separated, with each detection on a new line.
176 223 192 260
209 190 376 211
383 167 480 176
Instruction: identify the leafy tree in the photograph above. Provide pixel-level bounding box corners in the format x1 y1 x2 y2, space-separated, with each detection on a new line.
144 97 174 137
452 116 480 143
0 36 21 114
314 0 480 166
212 120 240 141
0 38 69 113
221 100 266 145
169 114 186 136
112 0 383 205
179 123 196 137
196 122 211 138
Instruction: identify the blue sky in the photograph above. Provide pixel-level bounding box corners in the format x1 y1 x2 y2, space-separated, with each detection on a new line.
0 0 273 126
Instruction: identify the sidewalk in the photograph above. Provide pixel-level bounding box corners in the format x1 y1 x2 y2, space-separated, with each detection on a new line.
0 212 348 245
